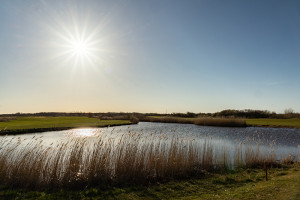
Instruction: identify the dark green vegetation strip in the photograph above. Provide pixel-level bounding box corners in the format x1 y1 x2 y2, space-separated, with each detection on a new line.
0 164 299 200
0 117 132 135
246 118 300 128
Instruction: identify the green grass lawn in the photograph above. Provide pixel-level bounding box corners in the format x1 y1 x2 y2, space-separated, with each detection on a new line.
0 116 131 131
246 118 300 128
0 164 299 200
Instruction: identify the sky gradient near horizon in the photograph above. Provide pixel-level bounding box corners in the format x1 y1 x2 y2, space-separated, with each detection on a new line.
1 0 300 114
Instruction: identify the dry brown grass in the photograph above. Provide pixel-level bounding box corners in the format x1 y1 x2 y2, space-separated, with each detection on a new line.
194 117 246 127
244 145 277 168
143 116 246 127
0 132 214 189
142 116 195 124
0 131 292 189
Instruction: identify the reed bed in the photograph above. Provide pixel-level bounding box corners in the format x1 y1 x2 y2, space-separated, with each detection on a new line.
194 117 246 127
143 116 195 124
143 116 246 127
0 130 294 189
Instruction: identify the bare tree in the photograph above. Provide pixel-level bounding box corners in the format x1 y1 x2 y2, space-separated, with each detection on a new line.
284 108 294 114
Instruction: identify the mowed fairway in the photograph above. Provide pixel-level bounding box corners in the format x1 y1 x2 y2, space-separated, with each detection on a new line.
247 118 300 128
0 116 131 131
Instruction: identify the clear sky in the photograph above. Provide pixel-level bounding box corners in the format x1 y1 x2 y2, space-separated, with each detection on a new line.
0 0 300 114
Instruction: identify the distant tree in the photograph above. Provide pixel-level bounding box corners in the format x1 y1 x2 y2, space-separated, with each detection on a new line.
87 113 94 118
284 108 294 114
186 112 197 118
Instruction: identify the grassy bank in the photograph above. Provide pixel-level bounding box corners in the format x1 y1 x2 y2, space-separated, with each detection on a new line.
0 117 132 135
246 118 300 128
0 164 299 199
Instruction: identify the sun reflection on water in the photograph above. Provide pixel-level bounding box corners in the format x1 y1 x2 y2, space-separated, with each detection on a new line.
72 128 97 137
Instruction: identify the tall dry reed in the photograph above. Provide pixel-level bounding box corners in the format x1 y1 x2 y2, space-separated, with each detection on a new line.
194 117 246 127
142 116 194 124
0 130 293 189
0 132 214 188
143 116 246 127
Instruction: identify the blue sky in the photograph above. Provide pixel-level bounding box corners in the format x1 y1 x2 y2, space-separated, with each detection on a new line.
0 0 300 114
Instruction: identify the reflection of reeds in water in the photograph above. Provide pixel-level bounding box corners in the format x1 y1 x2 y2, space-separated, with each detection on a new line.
0 131 296 189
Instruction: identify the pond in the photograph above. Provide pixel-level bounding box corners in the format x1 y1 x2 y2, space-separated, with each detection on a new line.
1 122 299 162
1 122 300 187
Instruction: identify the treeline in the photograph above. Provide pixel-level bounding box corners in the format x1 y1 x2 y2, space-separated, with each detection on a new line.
0 112 142 118
170 109 300 119
0 109 299 119
213 109 275 118
213 109 300 119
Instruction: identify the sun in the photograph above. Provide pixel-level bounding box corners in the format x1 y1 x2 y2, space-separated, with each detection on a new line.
59 36 95 66
45 20 101 67
56 33 100 67
44 10 107 68
65 34 95 60
71 39 89 56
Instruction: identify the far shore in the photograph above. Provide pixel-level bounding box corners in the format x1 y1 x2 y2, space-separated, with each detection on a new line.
1 116 300 135
2 122 300 136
